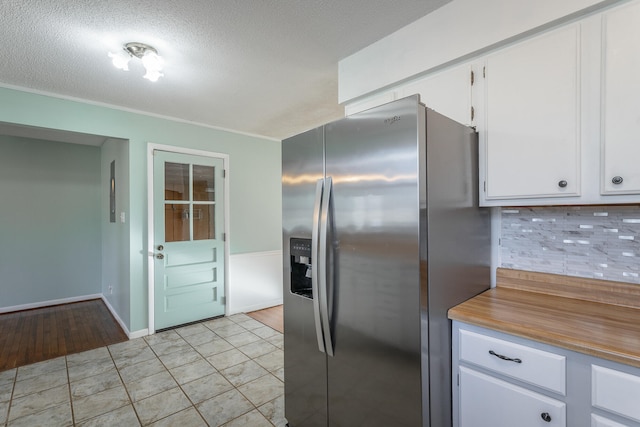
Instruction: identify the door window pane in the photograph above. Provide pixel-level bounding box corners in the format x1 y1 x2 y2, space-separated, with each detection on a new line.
193 165 215 201
193 204 215 240
165 163 189 201
165 204 190 242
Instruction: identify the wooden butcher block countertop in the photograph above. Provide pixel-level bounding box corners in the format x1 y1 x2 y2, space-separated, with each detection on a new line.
448 268 640 368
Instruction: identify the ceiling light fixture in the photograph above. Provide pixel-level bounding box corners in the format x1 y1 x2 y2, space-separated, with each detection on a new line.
108 42 164 82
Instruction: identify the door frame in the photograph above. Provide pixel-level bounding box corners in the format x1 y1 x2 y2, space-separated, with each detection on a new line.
147 143 230 334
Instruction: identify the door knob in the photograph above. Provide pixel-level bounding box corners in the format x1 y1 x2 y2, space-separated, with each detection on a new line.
540 412 552 422
157 245 164 251
156 253 164 260
612 176 623 185
558 180 568 188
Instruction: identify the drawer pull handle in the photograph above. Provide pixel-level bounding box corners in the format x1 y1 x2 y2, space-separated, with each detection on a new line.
489 350 522 364
541 412 552 422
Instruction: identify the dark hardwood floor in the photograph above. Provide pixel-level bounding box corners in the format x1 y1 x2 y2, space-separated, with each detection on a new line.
247 305 283 333
0 299 128 371
0 301 284 372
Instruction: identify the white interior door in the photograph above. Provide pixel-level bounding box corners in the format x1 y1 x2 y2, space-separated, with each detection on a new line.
152 150 226 330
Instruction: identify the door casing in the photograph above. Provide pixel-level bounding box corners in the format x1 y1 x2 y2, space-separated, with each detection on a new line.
147 143 230 334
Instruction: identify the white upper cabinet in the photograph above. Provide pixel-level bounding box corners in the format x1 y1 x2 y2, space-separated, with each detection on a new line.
341 0 640 206
479 2 640 206
483 25 581 201
601 1 640 195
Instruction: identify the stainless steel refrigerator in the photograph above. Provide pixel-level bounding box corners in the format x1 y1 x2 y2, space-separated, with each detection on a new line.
281 95 490 427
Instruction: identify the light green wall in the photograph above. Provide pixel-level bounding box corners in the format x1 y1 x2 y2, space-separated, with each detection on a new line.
0 86 282 332
0 135 102 307
101 138 131 327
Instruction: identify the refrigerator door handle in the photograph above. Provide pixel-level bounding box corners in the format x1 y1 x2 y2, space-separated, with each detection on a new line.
312 178 326 353
319 176 335 357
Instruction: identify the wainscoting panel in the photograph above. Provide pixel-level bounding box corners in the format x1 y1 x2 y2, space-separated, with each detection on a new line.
228 250 283 315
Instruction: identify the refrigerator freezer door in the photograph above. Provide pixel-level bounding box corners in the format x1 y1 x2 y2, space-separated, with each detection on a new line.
324 96 424 426
283 127 328 427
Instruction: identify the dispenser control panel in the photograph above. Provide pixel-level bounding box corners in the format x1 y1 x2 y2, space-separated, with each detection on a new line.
290 238 311 256
290 238 312 299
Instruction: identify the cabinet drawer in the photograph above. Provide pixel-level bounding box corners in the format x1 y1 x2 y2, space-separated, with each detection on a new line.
591 414 630 427
459 329 566 394
592 365 640 423
460 367 566 427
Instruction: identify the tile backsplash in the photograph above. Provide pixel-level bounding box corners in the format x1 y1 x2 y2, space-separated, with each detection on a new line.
500 205 640 284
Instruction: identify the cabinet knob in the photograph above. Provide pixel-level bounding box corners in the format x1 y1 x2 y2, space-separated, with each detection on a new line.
612 176 623 185
540 412 552 422
558 180 568 188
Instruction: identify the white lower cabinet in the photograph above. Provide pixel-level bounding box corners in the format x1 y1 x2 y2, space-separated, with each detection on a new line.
592 365 640 424
459 329 566 395
460 366 566 427
591 414 631 427
453 322 640 427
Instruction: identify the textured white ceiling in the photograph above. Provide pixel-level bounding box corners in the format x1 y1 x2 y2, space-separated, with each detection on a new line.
0 0 450 140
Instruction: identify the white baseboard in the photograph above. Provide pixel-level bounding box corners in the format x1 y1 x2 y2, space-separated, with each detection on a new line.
227 299 283 316
128 329 149 339
0 294 103 314
99 296 150 339
100 295 132 339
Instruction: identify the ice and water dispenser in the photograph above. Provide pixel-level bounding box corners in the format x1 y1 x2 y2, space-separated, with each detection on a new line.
290 238 312 298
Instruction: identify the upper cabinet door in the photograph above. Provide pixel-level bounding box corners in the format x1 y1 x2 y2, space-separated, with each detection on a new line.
601 2 640 195
484 25 581 201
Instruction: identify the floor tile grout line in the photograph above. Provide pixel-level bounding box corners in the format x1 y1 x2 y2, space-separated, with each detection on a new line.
166 318 282 426
5 361 70 426
106 344 144 427
65 355 75 426
229 371 280 427
143 331 210 426
3 313 283 427
219 315 282 426
3 369 16 426
117 317 255 426
166 318 278 426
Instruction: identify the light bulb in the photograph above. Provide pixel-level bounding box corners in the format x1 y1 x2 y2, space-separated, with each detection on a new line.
108 51 130 71
141 51 164 73
143 69 164 82
141 51 164 81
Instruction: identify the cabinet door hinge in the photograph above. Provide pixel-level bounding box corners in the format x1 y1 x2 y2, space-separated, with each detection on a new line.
221 296 226 305
222 169 227 178
222 233 227 242
470 70 475 86
483 66 486 78
484 181 487 192
471 106 475 121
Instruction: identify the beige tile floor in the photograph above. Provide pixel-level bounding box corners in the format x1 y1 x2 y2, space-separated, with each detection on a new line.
0 313 286 427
